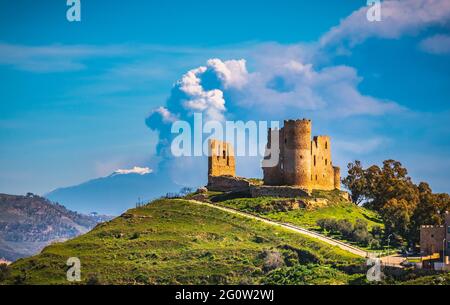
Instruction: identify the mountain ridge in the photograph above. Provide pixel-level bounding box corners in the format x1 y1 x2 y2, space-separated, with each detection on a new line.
45 169 186 215
0 193 110 261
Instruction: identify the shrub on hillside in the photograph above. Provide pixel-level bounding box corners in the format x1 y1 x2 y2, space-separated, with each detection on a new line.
260 250 284 272
336 219 353 238
316 217 379 247
371 225 383 238
316 218 339 233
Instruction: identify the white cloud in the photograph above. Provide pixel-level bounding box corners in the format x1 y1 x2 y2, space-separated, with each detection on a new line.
178 65 227 121
420 34 450 54
151 107 178 123
146 58 249 140
230 55 401 117
320 0 450 48
206 58 249 89
113 166 152 175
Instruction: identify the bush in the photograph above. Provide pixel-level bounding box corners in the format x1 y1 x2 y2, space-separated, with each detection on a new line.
260 250 284 272
86 274 101 285
354 219 368 231
130 232 140 240
317 218 378 247
337 219 353 238
135 273 149 284
371 225 383 238
352 229 371 245
316 218 339 233
369 238 381 249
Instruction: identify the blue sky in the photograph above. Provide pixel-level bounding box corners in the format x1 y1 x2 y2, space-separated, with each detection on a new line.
1 0 450 195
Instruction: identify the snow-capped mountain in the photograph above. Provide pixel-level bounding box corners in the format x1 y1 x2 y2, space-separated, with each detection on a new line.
45 166 186 215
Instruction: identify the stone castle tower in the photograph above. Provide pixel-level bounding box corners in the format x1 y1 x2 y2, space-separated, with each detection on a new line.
263 119 340 191
208 139 235 178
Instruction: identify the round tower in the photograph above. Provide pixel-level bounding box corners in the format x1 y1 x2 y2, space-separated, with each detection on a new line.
282 119 312 190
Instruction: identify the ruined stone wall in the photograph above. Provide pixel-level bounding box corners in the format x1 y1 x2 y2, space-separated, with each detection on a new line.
208 139 235 177
333 166 341 190
420 225 445 255
250 185 309 198
311 135 334 190
207 175 250 192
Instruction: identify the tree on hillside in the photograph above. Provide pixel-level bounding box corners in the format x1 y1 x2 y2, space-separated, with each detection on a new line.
343 159 449 246
342 161 367 204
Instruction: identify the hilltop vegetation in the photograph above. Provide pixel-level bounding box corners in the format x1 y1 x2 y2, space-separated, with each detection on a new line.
1 199 366 285
207 189 383 250
343 160 450 246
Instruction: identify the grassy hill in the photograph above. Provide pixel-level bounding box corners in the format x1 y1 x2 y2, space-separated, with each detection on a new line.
211 190 381 229
1 199 368 285
205 190 383 249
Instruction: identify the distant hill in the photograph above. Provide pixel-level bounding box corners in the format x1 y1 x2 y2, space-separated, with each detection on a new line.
0 193 110 261
45 168 186 215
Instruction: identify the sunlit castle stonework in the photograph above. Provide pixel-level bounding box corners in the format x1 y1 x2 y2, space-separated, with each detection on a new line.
206 119 341 196
263 119 340 192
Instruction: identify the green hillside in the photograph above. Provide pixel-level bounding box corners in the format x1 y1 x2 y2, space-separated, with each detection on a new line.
207 190 383 250
1 199 366 285
212 190 381 230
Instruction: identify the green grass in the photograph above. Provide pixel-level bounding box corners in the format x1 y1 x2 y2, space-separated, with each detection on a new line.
1 199 364 285
214 190 382 230
210 190 384 251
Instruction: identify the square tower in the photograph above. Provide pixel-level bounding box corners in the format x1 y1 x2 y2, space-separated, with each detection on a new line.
208 139 235 177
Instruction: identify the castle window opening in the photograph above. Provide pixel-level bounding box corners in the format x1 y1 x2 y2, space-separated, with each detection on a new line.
315 175 318 181
325 142 328 149
325 159 328 165
314 155 316 166
223 150 226 159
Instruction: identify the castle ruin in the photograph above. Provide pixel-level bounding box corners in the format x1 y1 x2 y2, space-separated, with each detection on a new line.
208 139 235 178
263 119 340 191
206 119 340 194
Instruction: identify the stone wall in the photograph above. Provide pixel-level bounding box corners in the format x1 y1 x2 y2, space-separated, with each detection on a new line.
206 175 250 192
420 225 445 255
250 185 309 198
